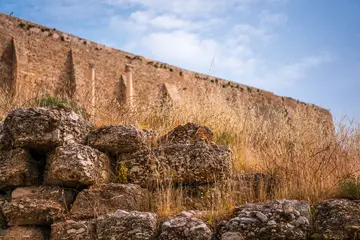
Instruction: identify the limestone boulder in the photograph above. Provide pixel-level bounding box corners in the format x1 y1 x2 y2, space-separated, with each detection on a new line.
156 142 232 184
0 226 50 240
120 141 232 187
44 144 111 188
0 123 11 151
51 219 96 240
0 195 10 229
159 211 214 240
70 183 149 219
86 125 156 155
160 123 213 145
312 199 360 240
4 107 92 151
3 186 74 225
217 200 311 240
96 210 158 240
0 148 39 189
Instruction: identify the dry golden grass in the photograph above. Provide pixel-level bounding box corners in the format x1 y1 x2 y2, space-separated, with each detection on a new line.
1 86 359 219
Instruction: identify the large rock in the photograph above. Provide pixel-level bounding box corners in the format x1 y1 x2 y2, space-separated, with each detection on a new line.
217 200 311 240
96 210 158 239
159 211 214 240
312 199 360 240
120 141 232 187
51 219 96 240
0 226 50 240
0 148 39 189
0 195 10 229
87 125 156 155
70 183 149 219
44 144 111 188
3 186 74 225
160 123 213 145
0 123 11 151
4 107 92 151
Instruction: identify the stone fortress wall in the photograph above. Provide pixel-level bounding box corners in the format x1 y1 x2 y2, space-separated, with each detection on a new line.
0 12 332 125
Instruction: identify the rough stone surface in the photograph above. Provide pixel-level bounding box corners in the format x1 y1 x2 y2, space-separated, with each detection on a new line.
160 123 213 145
155 141 232 184
0 226 50 240
44 143 111 188
0 148 39 189
4 107 92 151
0 195 9 229
217 200 311 240
51 219 96 240
120 141 232 187
86 125 156 155
0 123 11 151
3 186 74 225
312 199 360 240
96 210 158 240
70 183 148 219
160 210 214 240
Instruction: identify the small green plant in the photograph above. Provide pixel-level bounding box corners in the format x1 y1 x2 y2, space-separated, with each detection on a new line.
215 79 218 83
18 23 26 29
60 36 65 41
179 71 183 77
117 162 129 184
222 84 227 88
34 95 89 119
26 24 34 30
247 87 252 93
169 68 174 72
281 97 285 102
339 177 360 200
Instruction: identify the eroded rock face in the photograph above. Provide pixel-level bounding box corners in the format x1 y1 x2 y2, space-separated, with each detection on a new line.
217 200 311 240
51 219 96 240
312 199 360 240
160 123 213 145
160 211 214 240
0 148 39 189
3 186 74 225
120 141 232 187
44 144 111 188
70 183 149 219
0 226 50 240
87 125 156 155
4 107 92 151
0 195 9 229
96 210 158 240
156 142 232 184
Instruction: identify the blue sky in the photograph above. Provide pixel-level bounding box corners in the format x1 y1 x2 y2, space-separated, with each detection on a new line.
1 0 359 122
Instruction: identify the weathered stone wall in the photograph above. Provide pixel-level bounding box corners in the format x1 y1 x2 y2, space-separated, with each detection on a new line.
0 107 357 240
0 13 332 125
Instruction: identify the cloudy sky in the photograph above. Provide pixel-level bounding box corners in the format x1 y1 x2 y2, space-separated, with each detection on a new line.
1 0 359 121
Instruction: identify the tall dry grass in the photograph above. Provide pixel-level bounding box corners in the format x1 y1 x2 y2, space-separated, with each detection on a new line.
1 86 359 219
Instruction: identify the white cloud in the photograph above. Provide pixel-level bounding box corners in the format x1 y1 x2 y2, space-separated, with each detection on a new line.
103 0 331 90
105 0 258 16
260 11 288 26
261 53 333 87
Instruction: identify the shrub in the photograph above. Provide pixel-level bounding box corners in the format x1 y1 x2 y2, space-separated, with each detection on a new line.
18 23 26 29
339 177 360 200
34 95 89 119
179 71 183 77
